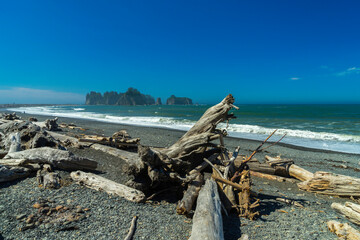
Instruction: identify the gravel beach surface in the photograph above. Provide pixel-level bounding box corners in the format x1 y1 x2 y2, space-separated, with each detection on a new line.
1 112 360 239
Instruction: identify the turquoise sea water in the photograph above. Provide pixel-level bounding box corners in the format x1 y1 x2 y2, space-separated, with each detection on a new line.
7 104 360 154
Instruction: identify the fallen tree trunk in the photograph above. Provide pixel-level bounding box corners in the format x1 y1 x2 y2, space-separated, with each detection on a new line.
189 179 224 240
288 164 314 182
2 147 98 171
0 165 31 183
176 173 204 215
298 171 360 197
70 171 145 203
331 202 360 226
327 220 360 240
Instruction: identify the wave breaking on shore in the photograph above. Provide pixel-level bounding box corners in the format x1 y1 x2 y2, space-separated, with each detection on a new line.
7 106 360 154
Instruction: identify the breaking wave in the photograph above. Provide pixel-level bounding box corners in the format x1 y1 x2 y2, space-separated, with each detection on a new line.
7 106 360 154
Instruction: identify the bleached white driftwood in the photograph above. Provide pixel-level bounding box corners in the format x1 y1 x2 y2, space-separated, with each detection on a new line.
0 165 31 183
70 170 146 203
298 171 360 197
288 164 314 181
189 179 224 240
8 132 21 153
331 202 360 226
1 147 97 171
327 220 360 240
124 216 138 240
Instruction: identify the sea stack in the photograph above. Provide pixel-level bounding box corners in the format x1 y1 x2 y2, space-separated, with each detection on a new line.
156 98 162 105
166 95 193 105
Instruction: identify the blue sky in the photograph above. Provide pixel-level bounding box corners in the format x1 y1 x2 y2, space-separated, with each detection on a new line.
0 0 359 104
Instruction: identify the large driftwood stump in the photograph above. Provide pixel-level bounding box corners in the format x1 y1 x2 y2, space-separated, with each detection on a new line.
70 171 146 203
2 147 97 171
160 94 235 160
298 171 360 197
137 95 236 187
189 179 224 240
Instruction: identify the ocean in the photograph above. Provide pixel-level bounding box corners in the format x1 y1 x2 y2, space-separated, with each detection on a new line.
6 104 360 154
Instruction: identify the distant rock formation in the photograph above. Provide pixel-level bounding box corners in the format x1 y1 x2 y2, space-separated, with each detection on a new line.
166 95 193 105
155 98 162 105
85 88 155 106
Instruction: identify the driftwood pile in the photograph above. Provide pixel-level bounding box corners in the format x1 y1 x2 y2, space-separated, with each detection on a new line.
0 116 98 185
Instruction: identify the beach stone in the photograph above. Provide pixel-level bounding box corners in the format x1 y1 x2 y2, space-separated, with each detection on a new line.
75 206 83 213
55 205 64 211
33 202 45 209
25 214 35 224
16 213 27 220
19 223 35 231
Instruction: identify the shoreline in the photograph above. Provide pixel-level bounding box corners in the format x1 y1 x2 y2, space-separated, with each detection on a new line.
2 109 359 157
2 110 360 239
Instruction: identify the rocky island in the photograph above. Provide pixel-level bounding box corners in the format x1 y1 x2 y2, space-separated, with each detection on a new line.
85 88 155 106
166 95 193 105
86 88 193 106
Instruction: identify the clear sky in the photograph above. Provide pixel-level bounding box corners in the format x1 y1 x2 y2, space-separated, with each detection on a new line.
0 0 359 104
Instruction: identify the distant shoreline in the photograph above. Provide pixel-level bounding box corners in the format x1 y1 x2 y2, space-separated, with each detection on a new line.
0 104 76 109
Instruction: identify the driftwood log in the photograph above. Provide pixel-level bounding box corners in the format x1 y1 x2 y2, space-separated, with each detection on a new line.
1 147 97 171
70 171 145 203
332 202 360 225
176 173 204 215
79 131 140 149
327 220 360 240
189 179 224 240
265 156 314 181
90 144 144 174
0 165 31 183
298 172 360 197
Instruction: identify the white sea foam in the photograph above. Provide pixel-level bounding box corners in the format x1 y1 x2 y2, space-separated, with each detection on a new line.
73 108 85 111
7 106 360 154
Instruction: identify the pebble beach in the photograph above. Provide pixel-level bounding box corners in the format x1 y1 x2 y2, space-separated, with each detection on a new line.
1 112 360 240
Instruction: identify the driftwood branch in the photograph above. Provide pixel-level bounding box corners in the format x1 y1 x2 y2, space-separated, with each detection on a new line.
124 216 138 240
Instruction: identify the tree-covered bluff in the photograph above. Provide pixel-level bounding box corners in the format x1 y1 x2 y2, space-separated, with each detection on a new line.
85 88 193 106
85 88 155 106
